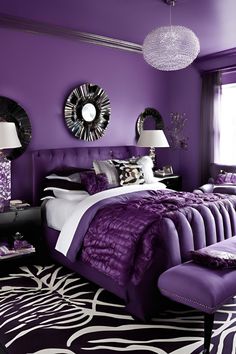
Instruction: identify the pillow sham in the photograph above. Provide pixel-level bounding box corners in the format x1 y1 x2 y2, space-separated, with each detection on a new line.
93 160 120 186
80 171 109 194
213 185 236 194
215 172 236 185
117 163 145 186
41 188 89 202
46 172 81 182
94 156 157 185
53 189 89 201
42 176 87 202
40 190 55 201
44 179 84 191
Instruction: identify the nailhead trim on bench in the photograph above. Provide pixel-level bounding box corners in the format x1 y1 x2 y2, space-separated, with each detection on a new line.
159 287 234 314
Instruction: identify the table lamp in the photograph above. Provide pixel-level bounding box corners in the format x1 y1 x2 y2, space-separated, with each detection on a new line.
137 129 169 165
0 122 21 206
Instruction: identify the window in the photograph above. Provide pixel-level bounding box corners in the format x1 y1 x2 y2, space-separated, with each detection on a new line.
217 83 236 165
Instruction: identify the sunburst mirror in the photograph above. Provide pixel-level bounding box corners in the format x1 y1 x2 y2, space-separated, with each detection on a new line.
136 107 164 136
0 96 31 160
64 83 111 141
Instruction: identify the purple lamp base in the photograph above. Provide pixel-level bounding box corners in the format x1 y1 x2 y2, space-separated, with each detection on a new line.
0 155 11 211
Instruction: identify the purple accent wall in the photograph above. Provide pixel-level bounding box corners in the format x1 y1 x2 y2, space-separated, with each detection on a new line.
2 14 235 199
158 67 202 191
0 27 168 200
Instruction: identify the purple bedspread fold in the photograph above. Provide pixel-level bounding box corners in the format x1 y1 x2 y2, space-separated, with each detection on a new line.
68 190 236 286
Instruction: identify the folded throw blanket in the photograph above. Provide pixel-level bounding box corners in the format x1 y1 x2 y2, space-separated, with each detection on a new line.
191 237 236 269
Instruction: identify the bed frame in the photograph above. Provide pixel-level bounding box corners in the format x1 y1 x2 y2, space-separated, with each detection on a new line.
32 146 236 320
32 145 164 320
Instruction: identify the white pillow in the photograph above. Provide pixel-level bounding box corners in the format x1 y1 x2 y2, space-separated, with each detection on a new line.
150 181 167 189
44 188 89 201
46 173 81 182
136 156 156 184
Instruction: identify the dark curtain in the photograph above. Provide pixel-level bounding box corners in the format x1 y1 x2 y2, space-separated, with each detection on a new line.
200 71 221 184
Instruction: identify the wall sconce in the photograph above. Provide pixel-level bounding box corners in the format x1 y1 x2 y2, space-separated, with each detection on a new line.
0 122 21 207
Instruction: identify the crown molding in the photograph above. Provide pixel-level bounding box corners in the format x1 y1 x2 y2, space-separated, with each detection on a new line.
0 13 143 54
196 48 236 63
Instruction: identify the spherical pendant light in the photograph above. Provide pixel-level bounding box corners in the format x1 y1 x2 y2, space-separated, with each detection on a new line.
142 0 200 71
143 25 200 71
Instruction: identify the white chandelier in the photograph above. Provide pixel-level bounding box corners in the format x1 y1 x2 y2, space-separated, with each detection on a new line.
142 0 200 71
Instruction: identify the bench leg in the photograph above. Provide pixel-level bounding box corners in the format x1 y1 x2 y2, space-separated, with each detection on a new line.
203 313 214 353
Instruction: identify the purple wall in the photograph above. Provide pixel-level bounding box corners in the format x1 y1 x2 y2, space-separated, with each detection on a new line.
158 67 202 191
2 21 234 200
0 27 168 200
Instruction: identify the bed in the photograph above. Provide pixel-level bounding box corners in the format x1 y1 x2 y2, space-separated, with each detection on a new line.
32 146 236 320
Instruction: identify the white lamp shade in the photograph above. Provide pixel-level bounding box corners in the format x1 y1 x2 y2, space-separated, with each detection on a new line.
137 130 169 148
0 122 21 149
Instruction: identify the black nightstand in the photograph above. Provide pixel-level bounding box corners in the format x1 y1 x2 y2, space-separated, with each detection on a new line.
0 206 42 265
154 174 182 191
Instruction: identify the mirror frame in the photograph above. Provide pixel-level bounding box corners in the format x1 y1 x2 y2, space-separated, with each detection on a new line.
0 96 31 160
136 107 164 136
64 83 111 141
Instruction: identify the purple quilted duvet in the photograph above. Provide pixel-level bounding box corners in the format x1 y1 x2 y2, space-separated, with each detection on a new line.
78 190 236 286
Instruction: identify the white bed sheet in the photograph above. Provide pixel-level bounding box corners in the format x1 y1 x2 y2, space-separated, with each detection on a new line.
45 198 80 231
45 182 166 233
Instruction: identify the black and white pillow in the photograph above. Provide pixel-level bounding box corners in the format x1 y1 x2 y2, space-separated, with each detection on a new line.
44 179 84 191
41 176 86 201
117 163 145 186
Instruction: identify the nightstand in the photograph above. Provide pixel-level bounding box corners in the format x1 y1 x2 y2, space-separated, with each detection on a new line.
0 205 42 265
154 174 182 191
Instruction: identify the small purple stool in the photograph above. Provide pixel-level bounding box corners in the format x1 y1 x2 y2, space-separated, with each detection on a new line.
158 238 236 353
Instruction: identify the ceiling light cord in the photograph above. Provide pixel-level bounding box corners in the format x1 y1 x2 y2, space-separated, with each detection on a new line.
169 3 172 28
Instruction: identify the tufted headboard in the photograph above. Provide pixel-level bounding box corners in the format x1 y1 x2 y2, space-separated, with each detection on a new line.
31 145 142 205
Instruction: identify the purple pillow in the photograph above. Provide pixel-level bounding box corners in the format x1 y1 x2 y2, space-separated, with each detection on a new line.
213 185 236 194
80 171 109 194
215 172 236 185
191 249 236 269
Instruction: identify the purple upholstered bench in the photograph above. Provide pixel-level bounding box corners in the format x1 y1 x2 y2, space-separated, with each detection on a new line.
158 237 236 354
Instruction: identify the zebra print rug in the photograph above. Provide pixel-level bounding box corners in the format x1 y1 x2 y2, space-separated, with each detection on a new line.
0 264 235 354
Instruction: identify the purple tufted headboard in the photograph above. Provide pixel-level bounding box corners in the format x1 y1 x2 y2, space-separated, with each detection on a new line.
31 145 143 205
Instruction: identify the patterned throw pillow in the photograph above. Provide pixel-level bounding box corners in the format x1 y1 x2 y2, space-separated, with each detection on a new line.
93 159 131 186
215 172 236 185
117 163 145 186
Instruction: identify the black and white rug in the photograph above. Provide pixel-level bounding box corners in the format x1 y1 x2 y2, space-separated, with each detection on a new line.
0 264 235 354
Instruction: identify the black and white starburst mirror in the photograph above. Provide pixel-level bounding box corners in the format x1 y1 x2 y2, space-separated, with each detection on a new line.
64 83 111 141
